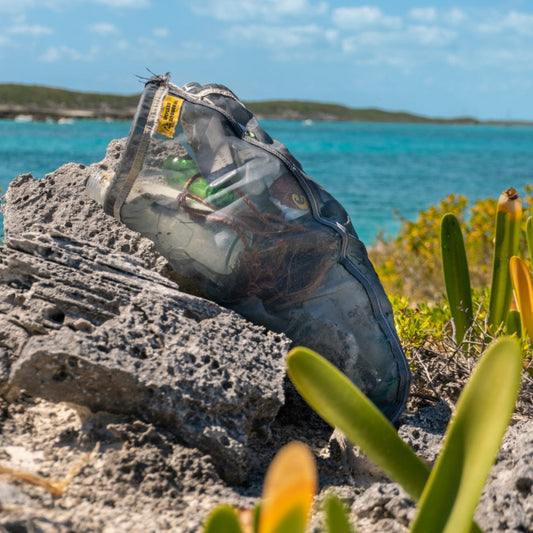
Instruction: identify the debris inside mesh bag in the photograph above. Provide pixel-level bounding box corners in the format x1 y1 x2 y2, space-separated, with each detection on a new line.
86 74 411 422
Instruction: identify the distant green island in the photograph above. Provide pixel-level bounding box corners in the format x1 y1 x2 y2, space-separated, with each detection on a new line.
0 83 529 126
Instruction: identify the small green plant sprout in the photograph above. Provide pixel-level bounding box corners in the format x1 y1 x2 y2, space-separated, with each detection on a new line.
203 505 243 533
441 213 473 344
287 337 522 533
322 493 356 533
488 188 522 331
509 256 533 341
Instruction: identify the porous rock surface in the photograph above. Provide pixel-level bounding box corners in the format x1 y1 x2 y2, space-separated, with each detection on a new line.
0 140 531 532
1 231 288 484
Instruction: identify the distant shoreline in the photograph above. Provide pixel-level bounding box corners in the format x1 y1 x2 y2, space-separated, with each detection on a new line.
1 83 532 126
0 105 135 122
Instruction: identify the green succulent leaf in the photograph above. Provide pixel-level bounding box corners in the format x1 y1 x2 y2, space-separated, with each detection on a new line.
286 346 429 501
269 507 307 533
410 337 522 533
505 309 522 338
441 213 473 344
488 189 522 330
510 256 533 341
323 493 356 533
526 216 533 263
203 505 243 533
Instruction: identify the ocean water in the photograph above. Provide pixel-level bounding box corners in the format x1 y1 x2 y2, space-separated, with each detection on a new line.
2 118 533 245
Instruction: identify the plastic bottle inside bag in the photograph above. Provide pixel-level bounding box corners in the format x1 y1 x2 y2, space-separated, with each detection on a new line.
87 160 245 282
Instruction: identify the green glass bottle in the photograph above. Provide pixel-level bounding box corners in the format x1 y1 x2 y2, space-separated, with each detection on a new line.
162 156 233 207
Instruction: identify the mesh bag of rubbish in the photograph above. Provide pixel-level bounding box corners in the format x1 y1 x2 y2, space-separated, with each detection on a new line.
87 74 411 422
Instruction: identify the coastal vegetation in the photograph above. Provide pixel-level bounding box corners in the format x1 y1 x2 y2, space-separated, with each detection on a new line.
0 84 139 111
246 100 478 124
0 83 517 124
369 187 533 362
0 84 139 120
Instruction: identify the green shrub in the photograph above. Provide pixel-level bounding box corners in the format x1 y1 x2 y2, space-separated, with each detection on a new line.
370 189 533 303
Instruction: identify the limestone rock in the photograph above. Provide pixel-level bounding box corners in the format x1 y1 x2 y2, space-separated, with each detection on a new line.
3 139 175 280
1 231 289 484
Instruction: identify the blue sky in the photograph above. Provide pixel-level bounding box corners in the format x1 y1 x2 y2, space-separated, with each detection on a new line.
1 0 533 120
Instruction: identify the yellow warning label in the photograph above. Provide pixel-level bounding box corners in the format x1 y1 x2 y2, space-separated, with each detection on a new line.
157 95 183 138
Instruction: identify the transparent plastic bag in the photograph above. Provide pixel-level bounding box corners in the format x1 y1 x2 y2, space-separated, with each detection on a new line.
87 75 411 422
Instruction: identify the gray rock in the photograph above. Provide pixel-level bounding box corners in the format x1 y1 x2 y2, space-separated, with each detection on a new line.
351 482 414 532
1 231 289 484
3 139 179 284
476 419 533 532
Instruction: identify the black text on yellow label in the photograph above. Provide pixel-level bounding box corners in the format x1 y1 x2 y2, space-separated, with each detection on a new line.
157 95 183 138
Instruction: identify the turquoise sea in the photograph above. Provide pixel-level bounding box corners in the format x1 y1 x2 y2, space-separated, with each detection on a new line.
1 118 533 245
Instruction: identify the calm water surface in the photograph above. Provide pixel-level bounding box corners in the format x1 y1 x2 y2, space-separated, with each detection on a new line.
2 118 533 244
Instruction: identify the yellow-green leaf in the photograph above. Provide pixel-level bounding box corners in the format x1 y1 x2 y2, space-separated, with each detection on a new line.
323 494 356 533
203 505 243 533
410 337 522 533
258 441 317 533
286 347 429 501
509 256 533 340
441 213 473 344
488 188 522 330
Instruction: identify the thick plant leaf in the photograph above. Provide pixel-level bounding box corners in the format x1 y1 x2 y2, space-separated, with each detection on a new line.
488 188 522 330
509 256 533 340
286 347 429 501
287 346 484 533
410 337 522 533
203 505 243 533
441 213 473 344
323 493 356 533
526 216 533 263
258 441 317 533
505 309 522 338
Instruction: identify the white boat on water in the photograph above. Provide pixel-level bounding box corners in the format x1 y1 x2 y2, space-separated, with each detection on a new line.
57 117 75 125
14 114 33 122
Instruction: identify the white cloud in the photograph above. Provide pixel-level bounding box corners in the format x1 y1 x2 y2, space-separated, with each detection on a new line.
409 7 437 22
408 7 467 26
332 6 402 30
153 27 169 38
230 23 325 49
0 0 81 12
40 44 99 62
9 23 53 36
477 10 533 34
91 0 150 7
408 25 457 46
192 0 327 22
340 35 412 67
500 10 533 34
342 24 456 52
0 0 149 12
0 34 11 47
445 8 466 25
40 46 61 62
89 22 119 35
0 0 37 12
